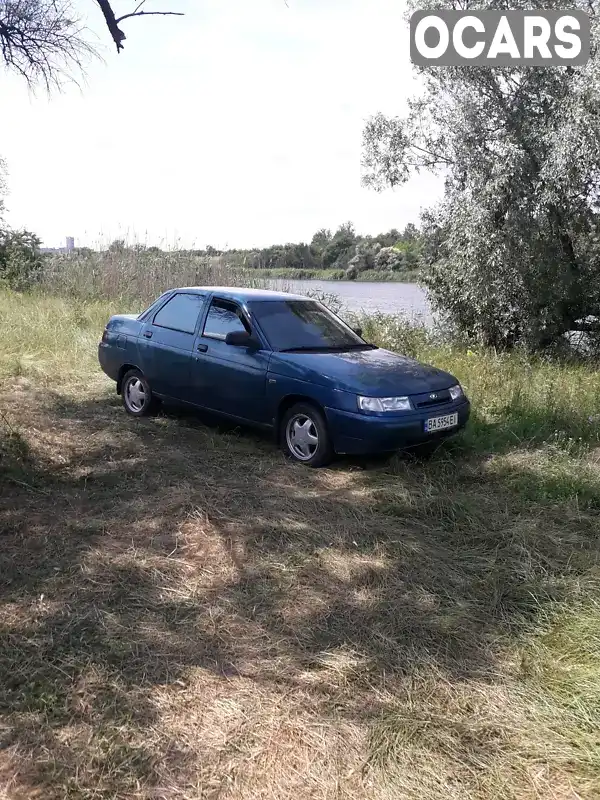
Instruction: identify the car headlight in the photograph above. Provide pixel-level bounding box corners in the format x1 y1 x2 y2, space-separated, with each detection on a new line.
449 384 464 401
357 395 412 413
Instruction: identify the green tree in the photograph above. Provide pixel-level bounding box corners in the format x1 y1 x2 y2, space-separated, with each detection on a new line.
363 0 600 350
0 155 7 216
0 228 42 290
310 228 332 259
322 222 357 269
375 228 401 248
346 240 377 277
394 238 421 268
375 246 405 272
107 239 127 254
402 223 418 243
0 157 41 290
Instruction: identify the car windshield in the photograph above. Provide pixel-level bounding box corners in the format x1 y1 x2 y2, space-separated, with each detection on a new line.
249 299 372 352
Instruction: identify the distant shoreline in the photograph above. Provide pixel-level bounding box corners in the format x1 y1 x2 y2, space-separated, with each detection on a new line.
241 268 422 283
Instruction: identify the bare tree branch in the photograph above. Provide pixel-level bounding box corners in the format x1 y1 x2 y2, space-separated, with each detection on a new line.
0 1 97 91
116 9 184 24
94 0 126 51
94 0 183 53
0 1 184 87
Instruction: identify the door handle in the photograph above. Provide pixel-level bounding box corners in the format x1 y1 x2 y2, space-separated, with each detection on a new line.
143 330 153 339
196 343 208 353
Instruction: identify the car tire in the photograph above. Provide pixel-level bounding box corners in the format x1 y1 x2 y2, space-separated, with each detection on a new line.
121 369 159 417
281 403 333 468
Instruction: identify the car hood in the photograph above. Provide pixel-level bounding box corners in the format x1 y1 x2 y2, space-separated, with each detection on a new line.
268 347 457 396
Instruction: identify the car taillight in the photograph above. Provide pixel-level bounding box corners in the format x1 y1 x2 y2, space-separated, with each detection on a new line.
102 329 109 343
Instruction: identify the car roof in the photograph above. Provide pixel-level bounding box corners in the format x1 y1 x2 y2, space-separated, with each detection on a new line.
175 286 310 303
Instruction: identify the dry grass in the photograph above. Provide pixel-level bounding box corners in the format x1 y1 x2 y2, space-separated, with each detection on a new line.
39 250 258 306
1 291 600 799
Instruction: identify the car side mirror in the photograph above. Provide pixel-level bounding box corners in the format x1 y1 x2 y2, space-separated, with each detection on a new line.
225 330 257 347
353 327 363 338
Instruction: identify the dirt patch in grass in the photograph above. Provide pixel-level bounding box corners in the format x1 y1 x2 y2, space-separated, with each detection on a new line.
1 377 600 799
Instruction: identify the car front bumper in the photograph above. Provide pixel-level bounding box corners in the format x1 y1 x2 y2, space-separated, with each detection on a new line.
325 398 471 455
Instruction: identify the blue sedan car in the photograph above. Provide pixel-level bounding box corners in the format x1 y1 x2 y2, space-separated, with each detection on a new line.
98 287 470 466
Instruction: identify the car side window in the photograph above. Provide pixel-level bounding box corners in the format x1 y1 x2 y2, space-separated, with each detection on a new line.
202 299 249 340
138 291 172 321
152 293 205 334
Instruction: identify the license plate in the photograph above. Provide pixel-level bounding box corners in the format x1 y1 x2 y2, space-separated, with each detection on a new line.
425 412 458 433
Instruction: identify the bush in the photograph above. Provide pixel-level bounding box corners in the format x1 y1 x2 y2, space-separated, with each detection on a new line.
0 228 42 291
305 288 344 315
349 310 431 357
347 241 376 274
375 246 405 272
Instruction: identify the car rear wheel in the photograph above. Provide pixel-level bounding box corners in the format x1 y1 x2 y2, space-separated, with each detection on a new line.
121 369 158 417
281 403 333 467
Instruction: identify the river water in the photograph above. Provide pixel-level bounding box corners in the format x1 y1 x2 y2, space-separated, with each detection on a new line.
266 279 432 322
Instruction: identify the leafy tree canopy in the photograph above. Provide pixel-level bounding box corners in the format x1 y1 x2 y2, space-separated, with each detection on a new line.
363 0 600 350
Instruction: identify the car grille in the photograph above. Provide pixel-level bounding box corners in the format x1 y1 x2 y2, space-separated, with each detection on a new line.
412 389 452 409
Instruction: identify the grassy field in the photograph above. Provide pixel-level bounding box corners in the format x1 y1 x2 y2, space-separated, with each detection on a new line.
2 290 600 799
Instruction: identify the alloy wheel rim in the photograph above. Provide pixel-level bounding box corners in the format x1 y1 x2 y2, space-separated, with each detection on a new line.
286 414 319 461
125 377 146 412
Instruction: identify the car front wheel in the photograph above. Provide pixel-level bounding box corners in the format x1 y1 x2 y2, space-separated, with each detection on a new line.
281 403 333 467
121 369 158 417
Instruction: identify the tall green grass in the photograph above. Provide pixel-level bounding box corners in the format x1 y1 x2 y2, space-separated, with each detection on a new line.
0 290 117 382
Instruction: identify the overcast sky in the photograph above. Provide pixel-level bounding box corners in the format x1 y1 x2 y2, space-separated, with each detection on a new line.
0 0 443 249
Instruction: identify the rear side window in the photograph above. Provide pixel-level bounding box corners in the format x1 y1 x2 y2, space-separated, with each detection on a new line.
203 299 249 340
153 293 205 334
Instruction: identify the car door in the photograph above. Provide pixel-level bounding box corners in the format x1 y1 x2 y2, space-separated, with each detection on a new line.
191 296 272 423
138 292 207 400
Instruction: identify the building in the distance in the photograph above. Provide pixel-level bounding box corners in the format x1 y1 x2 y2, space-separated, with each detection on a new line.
40 236 76 254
